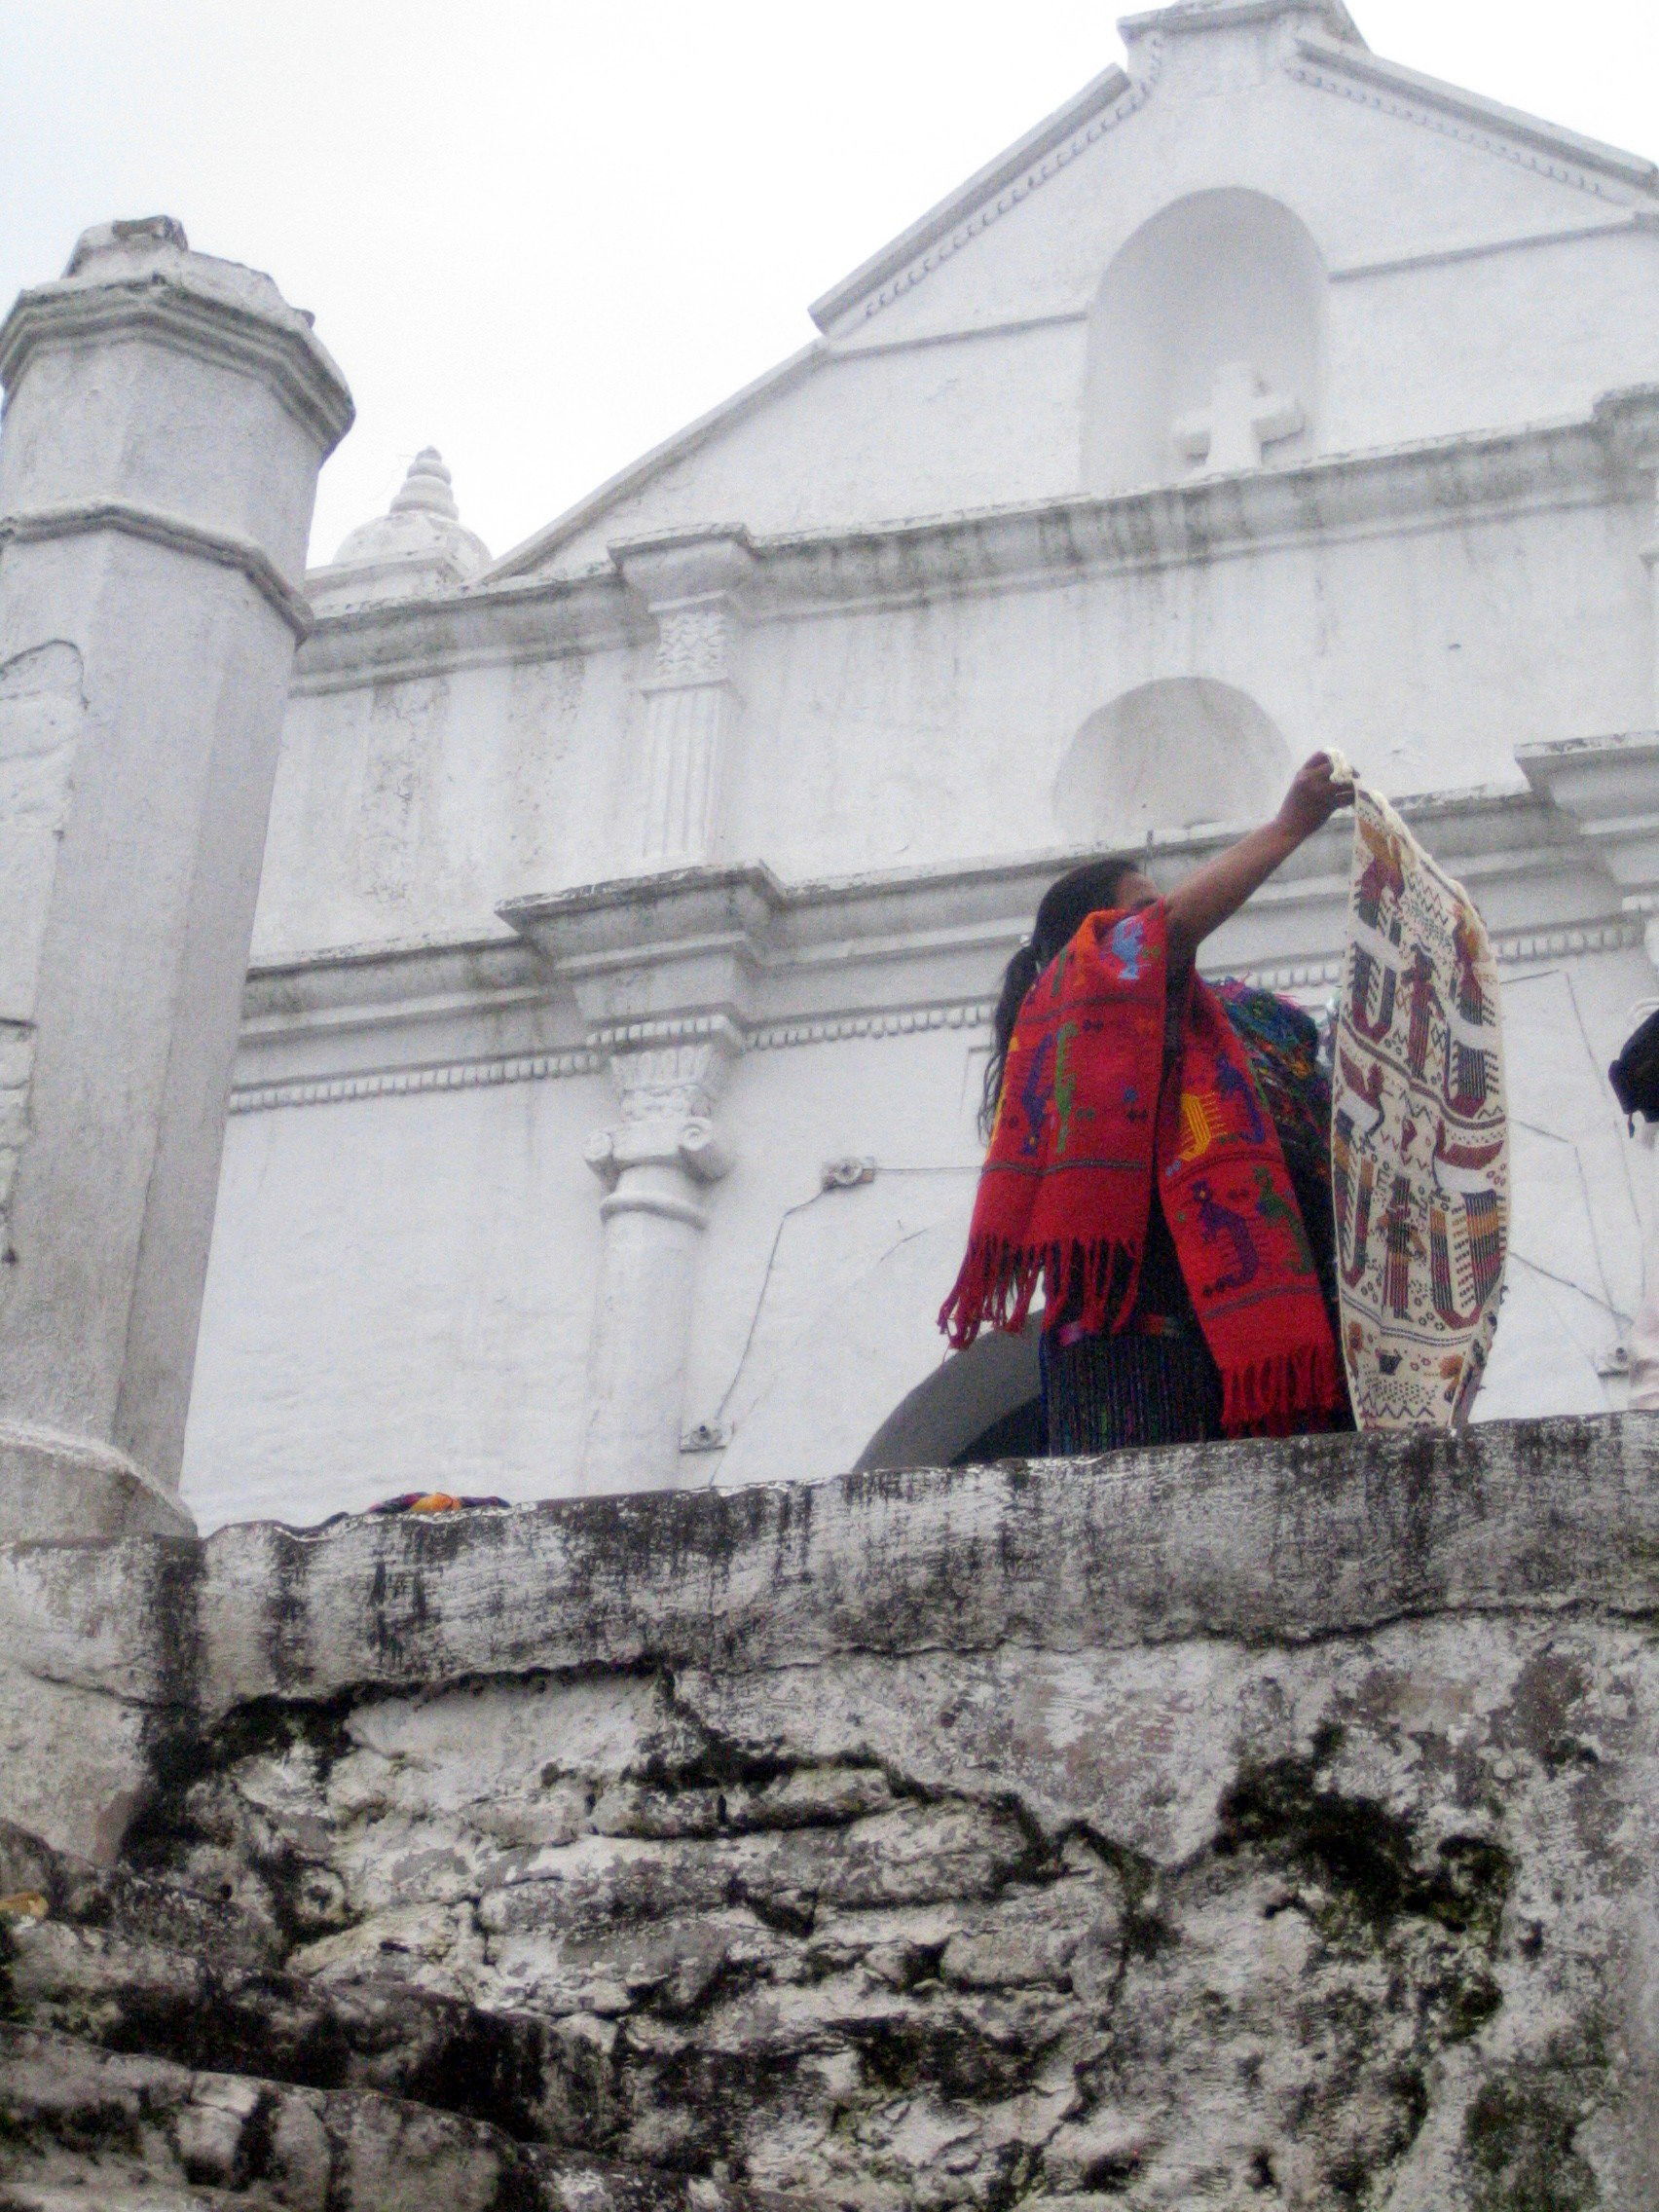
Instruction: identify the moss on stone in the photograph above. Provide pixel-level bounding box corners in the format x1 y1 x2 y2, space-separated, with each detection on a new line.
1216 1751 1512 1946
1465 2062 1602 2211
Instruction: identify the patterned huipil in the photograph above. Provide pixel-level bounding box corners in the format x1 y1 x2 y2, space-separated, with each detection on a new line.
1041 979 1351 1453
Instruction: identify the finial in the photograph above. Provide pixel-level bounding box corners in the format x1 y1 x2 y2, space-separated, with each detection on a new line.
316 441 491 608
389 447 460 522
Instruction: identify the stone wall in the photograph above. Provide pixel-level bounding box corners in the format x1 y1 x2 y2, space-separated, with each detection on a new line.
4 1417 1659 2205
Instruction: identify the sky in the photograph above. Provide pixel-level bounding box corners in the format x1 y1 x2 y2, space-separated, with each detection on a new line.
3 1 1657 568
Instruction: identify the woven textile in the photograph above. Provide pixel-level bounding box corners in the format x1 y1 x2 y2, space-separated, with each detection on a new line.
940 900 1341 1436
1040 1325 1225 1455
1332 788 1508 1427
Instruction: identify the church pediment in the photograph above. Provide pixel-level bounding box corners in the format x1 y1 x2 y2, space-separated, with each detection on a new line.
485 0 1659 586
808 3 1652 343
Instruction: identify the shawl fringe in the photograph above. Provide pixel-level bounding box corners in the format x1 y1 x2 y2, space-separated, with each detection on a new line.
1219 1341 1344 1438
939 1234 1144 1351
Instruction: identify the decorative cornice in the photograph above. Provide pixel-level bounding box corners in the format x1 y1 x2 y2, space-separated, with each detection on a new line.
810 50 1162 334
1288 33 1658 205
0 500 313 639
748 1000 998 1050
229 1047 603 1116
589 1014 749 1056
293 565 639 695
1493 917 1645 962
296 403 1659 692
0 266 353 453
227 911 1648 1117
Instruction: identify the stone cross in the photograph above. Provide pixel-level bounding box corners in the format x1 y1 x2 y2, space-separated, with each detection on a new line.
0 218 351 1540
1172 360 1306 476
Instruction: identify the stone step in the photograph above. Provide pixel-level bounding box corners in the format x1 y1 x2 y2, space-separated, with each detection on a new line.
0 2026 816 2212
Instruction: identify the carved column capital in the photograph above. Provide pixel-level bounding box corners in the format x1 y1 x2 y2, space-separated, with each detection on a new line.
610 525 757 612
584 1028 741 1222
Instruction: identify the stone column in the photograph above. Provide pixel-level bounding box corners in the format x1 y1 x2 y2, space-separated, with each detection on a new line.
0 218 352 1539
500 866 783 1498
612 529 755 867
581 1028 738 1493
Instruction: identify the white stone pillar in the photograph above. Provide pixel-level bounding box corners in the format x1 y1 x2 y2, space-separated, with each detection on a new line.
581 1030 737 1493
613 530 755 867
0 218 352 1539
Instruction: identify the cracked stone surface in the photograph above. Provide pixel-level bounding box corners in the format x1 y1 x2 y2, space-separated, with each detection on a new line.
3 1419 1658 2204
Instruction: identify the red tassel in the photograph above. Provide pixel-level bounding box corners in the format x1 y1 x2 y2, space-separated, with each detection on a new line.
938 1236 1144 1351
1219 1341 1343 1438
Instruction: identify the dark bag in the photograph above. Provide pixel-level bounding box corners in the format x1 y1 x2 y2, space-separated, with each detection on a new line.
1609 1008 1659 1124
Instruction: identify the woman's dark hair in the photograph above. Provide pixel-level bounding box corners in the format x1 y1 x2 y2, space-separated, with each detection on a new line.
979 856 1144 1137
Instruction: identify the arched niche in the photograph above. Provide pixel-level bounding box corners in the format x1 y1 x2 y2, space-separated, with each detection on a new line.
1053 677 1292 842
856 1326 1041 1473
1085 189 1326 493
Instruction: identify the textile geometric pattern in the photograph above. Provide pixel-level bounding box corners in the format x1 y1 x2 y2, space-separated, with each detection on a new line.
1332 786 1508 1429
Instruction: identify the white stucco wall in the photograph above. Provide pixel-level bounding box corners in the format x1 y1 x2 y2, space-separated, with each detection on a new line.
184 1067 609 1528
181 928 1655 1532
179 3 1659 1528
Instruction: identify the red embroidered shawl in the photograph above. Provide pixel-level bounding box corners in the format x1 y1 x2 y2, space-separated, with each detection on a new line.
939 901 1342 1437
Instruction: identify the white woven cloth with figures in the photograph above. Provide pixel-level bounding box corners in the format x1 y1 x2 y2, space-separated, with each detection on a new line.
1329 777 1508 1429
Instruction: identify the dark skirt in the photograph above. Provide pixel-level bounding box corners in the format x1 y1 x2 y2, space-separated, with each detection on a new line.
1040 1324 1225 1455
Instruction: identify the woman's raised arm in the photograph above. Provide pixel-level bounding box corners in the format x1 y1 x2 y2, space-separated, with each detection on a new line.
1163 753 1352 966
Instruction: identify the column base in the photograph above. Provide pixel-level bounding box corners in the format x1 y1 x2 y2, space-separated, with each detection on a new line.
0 1418 197 1541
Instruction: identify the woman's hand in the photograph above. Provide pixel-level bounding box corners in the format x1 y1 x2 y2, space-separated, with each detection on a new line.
1275 752 1355 843
1164 753 1355 962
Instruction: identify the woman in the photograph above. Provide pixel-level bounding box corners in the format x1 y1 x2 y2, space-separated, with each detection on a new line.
940 754 1354 1452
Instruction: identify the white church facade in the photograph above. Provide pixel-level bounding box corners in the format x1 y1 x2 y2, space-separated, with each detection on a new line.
181 0 1659 1528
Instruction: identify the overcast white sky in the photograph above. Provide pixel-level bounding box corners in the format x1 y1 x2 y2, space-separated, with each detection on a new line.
3 2 1656 566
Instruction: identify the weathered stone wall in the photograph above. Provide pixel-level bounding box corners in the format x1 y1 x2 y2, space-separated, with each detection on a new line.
4 1417 1659 2206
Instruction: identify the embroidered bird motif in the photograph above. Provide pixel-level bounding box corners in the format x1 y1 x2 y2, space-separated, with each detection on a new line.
1191 1178 1261 1293
1214 1056 1268 1144
1431 1123 1505 1190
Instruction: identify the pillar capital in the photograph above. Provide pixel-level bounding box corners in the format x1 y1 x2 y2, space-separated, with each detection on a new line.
502 866 779 1497
609 524 756 612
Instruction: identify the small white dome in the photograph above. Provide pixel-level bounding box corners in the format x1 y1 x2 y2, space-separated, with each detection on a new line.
312 448 491 611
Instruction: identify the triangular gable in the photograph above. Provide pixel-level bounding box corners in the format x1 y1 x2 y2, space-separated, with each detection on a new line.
814 2 1654 339
809 2 1366 335
487 0 1658 583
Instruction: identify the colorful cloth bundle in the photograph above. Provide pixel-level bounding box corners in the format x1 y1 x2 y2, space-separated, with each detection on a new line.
1332 787 1508 1426
940 900 1342 1437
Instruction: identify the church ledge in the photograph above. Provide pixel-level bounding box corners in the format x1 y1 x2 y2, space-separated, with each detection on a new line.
233 761 1644 1049
291 400 1659 692
12 1415 1644 1718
